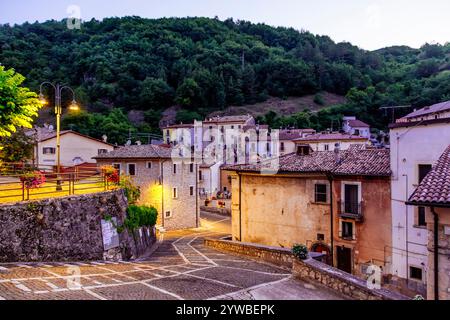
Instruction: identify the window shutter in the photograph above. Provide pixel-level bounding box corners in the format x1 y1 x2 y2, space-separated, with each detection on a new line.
338 221 343 238
352 223 356 240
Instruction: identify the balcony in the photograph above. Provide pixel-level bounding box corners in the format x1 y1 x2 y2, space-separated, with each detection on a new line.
338 201 364 221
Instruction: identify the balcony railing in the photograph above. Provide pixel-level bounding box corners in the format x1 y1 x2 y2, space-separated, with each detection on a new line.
338 201 364 221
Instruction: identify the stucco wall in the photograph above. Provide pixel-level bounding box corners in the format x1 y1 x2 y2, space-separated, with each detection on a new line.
0 190 141 262
333 177 392 276
38 132 113 167
390 122 450 283
231 173 331 249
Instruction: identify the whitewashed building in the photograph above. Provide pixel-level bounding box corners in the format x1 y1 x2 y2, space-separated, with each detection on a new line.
27 127 114 168
342 116 371 138
389 100 450 296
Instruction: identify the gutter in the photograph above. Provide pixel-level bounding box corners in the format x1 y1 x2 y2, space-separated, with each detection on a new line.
326 173 334 267
238 172 242 241
431 207 439 301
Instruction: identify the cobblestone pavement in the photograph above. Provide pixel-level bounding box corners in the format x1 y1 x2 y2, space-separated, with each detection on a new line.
0 212 344 300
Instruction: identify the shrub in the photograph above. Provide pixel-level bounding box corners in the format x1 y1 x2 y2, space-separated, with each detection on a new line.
125 205 158 232
292 244 309 260
119 175 141 205
314 93 325 106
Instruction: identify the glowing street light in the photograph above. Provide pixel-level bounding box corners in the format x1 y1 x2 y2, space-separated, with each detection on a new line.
39 82 80 191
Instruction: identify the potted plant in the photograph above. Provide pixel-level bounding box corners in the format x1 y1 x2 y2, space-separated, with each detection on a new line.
20 171 46 189
102 165 120 184
292 244 309 260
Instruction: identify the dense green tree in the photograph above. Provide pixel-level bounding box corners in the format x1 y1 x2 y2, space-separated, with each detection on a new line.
1 17 450 132
0 67 42 137
0 129 35 163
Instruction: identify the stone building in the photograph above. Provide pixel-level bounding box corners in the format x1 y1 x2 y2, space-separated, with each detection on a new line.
407 145 450 300
95 144 199 231
224 145 392 278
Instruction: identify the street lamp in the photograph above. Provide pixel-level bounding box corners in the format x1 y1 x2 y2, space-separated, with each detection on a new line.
39 82 79 191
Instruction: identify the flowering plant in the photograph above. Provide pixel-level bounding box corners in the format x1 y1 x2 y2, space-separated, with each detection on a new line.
102 165 119 184
20 171 46 189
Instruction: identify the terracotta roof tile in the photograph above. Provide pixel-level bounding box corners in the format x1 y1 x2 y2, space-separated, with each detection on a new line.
408 145 450 206
224 147 391 177
347 119 370 127
403 100 450 119
94 144 172 159
293 133 368 142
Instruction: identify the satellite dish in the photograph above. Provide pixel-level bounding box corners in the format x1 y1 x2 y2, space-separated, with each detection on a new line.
125 140 132 146
136 141 142 146
48 125 54 132
102 135 108 143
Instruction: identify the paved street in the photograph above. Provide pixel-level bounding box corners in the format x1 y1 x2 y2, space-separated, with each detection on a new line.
0 212 344 300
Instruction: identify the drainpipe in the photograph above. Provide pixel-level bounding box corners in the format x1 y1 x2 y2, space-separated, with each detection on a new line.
431 207 439 301
160 160 167 228
238 172 242 241
327 173 334 267
195 164 199 228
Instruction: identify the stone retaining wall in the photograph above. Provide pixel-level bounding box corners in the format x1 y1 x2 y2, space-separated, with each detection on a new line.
200 206 231 216
293 258 409 300
0 190 155 262
204 238 293 269
204 238 409 300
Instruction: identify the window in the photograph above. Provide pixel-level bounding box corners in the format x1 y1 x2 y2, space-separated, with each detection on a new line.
190 186 194 196
173 164 177 174
410 266 423 281
324 144 329 151
314 184 328 203
98 149 108 155
199 170 203 181
43 147 56 155
127 164 136 176
418 164 432 183
341 221 354 240
317 233 325 241
354 129 360 136
165 211 172 218
280 142 285 152
231 125 234 129
147 162 152 169
266 142 270 152
189 163 194 173
173 188 178 199
344 184 360 214
418 207 427 227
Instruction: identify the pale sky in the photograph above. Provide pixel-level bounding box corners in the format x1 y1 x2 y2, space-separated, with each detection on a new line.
0 0 449 50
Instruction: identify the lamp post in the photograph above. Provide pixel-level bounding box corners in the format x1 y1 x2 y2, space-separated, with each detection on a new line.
39 82 79 191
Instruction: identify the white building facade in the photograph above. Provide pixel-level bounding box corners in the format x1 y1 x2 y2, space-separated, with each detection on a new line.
390 103 450 296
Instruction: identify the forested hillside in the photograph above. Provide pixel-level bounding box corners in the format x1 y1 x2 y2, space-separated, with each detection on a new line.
0 17 449 143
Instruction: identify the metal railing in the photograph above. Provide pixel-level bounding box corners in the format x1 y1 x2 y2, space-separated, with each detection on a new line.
338 201 364 221
0 165 116 203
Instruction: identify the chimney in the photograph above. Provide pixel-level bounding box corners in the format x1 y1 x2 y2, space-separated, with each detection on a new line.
334 143 341 164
